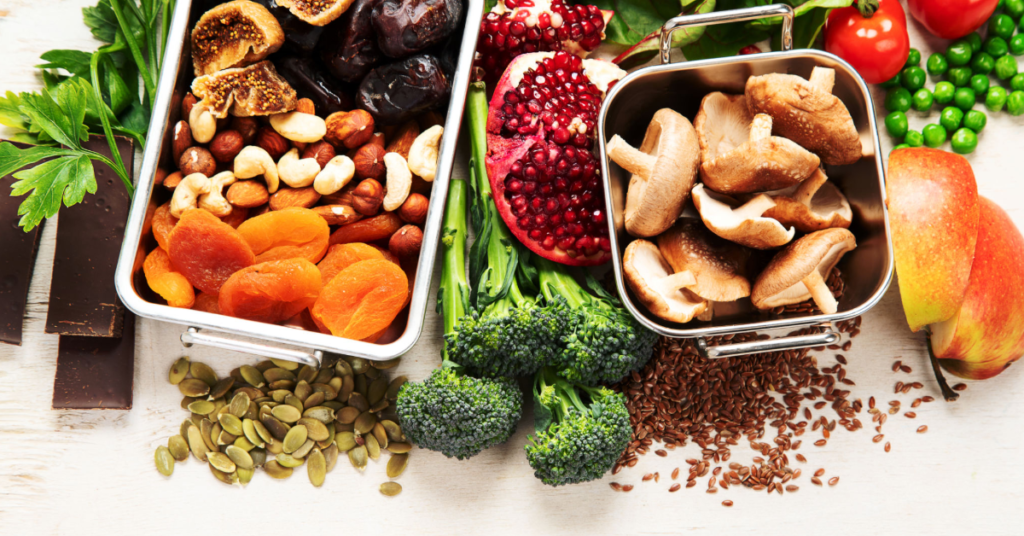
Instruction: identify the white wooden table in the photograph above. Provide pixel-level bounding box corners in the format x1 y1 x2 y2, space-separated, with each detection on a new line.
1 1 1023 534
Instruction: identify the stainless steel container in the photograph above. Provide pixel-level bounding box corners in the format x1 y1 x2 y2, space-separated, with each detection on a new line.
114 0 485 366
598 5 894 358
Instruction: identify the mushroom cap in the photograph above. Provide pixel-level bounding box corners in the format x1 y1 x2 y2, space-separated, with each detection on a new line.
762 169 852 233
691 183 795 250
623 239 708 324
745 67 861 166
617 108 700 237
656 218 752 302
694 93 820 194
751 228 857 309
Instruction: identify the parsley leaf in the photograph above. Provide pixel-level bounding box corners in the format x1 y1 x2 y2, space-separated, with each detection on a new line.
10 155 97 231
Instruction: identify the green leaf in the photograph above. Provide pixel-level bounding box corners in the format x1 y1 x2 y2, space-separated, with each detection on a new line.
0 92 30 131
38 50 93 78
594 0 690 46
18 86 88 149
11 155 96 231
8 133 40 145
789 5 835 49
610 0 718 68
0 142 79 177
83 0 119 43
103 58 132 114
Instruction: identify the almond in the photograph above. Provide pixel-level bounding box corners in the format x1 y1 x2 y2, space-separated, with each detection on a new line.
302 141 337 169
269 186 322 210
181 92 198 119
164 171 183 190
257 126 290 161
226 180 270 208
230 116 260 145
296 98 316 115
209 130 244 163
313 204 363 226
172 121 192 163
386 121 419 159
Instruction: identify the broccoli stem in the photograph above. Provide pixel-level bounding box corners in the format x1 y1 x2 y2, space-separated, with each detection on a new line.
439 177 469 360
535 256 590 309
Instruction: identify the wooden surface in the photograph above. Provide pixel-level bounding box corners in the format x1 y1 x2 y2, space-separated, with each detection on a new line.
2 1 1023 534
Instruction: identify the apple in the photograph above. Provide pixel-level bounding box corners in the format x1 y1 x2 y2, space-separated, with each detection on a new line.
930 197 1024 380
886 148 979 332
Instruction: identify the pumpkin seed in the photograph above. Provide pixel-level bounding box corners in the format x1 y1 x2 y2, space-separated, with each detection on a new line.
386 376 408 400
276 453 305 468
386 453 408 478
180 396 197 410
372 422 389 450
354 375 368 398
348 445 368 470
307 447 326 487
369 398 389 413
302 406 335 424
313 365 334 385
336 407 360 424
230 367 243 383
225 445 254 470
321 422 336 449
209 421 222 448
228 391 250 418
354 411 377 435
348 392 369 413
208 452 236 473
336 422 355 433
190 361 218 387
371 357 402 370
304 391 326 408
187 400 215 415
209 464 236 485
324 443 339 473
269 379 296 391
261 414 290 441
311 382 338 401
218 413 243 436
283 425 308 453
348 357 370 375
250 448 267 468
328 376 343 393
336 431 357 452
237 467 254 485
335 360 353 377
382 420 404 442
272 404 301 423
233 436 255 451
255 360 276 372
267 439 284 455
298 418 329 441
387 442 412 454
293 438 316 459
339 375 355 402
270 389 290 403
242 419 266 448
168 435 190 461
322 400 344 411
294 380 312 401
264 367 297 383
239 365 265 388
235 386 263 400
264 460 292 479
284 394 304 413
365 434 381 460
168 356 190 385
368 377 388 405
270 358 300 371
297 365 317 384
364 366 381 380
178 378 210 397
379 482 402 496
190 414 204 427
200 419 217 451
209 377 235 399
155 446 175 476
179 419 193 439
186 425 209 462
253 418 275 444
211 398 227 418
218 431 237 446
244 401 259 421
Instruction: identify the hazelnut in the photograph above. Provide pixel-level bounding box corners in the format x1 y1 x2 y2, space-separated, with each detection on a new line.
322 182 357 206
230 117 260 145
351 179 384 216
370 132 386 148
226 180 270 208
181 92 198 119
302 140 336 169
296 98 316 115
398 193 429 225
353 143 386 180
256 126 290 160
209 130 244 163
178 147 216 177
325 110 374 149
172 121 192 163
164 171 183 190
389 224 423 258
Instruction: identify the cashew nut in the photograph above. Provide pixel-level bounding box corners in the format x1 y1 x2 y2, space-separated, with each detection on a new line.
314 155 355 195
198 171 236 217
189 103 217 144
234 145 280 193
382 152 412 212
269 111 327 143
277 148 321 188
170 173 212 218
407 125 443 182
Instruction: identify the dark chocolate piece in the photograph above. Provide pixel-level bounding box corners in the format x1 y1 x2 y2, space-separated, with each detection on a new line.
45 136 134 337
0 141 46 345
52 312 136 409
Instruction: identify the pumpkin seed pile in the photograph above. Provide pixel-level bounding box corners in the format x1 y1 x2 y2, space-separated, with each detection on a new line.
157 354 409 493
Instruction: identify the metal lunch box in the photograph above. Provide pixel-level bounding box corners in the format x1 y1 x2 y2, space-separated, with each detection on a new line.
113 0 486 366
598 5 894 358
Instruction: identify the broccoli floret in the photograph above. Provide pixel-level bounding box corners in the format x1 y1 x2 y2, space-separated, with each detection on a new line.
526 368 632 486
536 257 658 385
395 169 522 460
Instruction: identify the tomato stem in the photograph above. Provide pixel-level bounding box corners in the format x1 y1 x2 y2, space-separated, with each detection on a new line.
857 0 880 17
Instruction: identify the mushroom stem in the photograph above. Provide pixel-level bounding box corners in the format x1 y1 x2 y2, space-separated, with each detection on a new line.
860 131 876 158
736 194 777 218
657 270 697 292
607 135 657 178
697 303 714 322
802 269 837 314
749 114 773 141
793 168 829 206
810 67 835 94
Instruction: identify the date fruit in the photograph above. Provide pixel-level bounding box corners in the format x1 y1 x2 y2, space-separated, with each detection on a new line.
320 0 382 83
372 0 464 58
275 55 354 116
254 0 325 54
357 55 450 125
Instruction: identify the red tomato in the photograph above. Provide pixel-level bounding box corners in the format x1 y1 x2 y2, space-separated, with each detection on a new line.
908 0 999 40
825 0 910 84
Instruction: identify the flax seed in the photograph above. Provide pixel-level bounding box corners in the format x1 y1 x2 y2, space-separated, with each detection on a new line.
923 396 935 403
642 473 654 482
610 482 622 491
796 454 807 463
953 383 968 391
814 439 827 447
669 484 681 492
671 467 680 480
828 477 839 486
622 484 634 492
885 442 891 452
811 477 822 486
722 500 733 507
892 360 902 372
917 425 928 433
901 365 912 373
905 412 917 419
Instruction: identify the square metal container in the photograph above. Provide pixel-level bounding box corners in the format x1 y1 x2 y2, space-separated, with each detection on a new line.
597 5 894 358
114 0 485 365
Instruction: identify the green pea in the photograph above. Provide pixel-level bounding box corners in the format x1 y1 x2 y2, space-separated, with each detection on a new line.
900 67 927 91
985 36 1009 58
995 55 1019 80
946 41 974 66
971 52 994 75
885 87 913 113
1012 73 1024 91
880 75 902 89
884 111 909 139
904 130 924 148
947 67 973 87
910 88 933 112
970 74 991 95
926 53 949 76
934 81 957 104
1008 90 1024 116
963 110 987 132
965 33 983 53
954 87 977 111
892 144 911 152
990 14 1016 39
1006 0 1024 18
905 48 921 68
939 107 964 132
986 86 1009 111
922 124 948 148
950 128 979 154
1011 34 1024 56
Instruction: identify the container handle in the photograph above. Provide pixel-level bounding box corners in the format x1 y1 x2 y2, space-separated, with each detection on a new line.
180 327 322 367
697 327 838 359
660 4 795 64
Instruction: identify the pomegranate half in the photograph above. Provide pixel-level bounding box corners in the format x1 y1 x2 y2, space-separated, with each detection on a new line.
475 0 613 85
486 51 626 266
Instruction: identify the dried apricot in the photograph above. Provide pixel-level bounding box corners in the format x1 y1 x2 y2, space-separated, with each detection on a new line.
367 243 400 265
220 206 250 228
220 259 322 323
329 212 402 246
310 259 408 340
237 207 330 264
143 248 196 308
152 202 179 251
317 243 385 285
168 208 256 294
193 292 220 314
